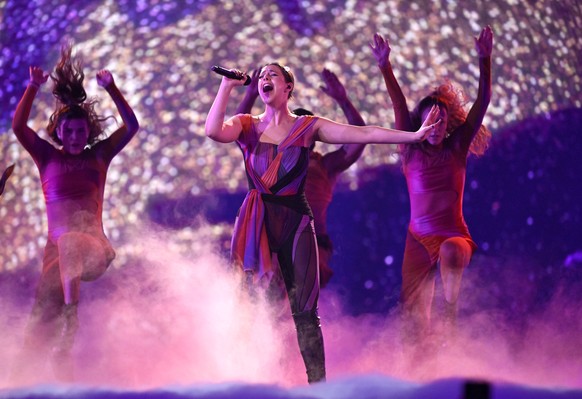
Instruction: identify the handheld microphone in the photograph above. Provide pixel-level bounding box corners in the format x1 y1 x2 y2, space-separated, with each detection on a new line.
210 65 252 86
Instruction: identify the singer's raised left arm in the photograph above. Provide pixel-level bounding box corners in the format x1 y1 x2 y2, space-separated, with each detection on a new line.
205 74 246 143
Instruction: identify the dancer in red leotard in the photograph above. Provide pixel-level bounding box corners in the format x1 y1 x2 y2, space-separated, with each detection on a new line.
206 62 439 383
236 68 366 288
11 44 139 382
370 26 493 348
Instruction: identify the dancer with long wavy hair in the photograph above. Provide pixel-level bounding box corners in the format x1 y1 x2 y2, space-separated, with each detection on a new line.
11 44 139 382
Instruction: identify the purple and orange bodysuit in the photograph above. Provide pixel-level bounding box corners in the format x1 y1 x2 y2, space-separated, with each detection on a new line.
231 114 326 383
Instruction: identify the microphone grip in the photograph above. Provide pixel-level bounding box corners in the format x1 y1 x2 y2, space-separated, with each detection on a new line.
211 65 252 86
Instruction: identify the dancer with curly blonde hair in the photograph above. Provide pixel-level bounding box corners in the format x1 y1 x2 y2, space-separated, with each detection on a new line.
370 26 493 350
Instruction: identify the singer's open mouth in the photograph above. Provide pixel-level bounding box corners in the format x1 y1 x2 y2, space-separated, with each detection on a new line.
263 83 273 92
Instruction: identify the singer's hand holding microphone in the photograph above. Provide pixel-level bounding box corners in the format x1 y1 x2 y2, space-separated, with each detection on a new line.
211 65 251 86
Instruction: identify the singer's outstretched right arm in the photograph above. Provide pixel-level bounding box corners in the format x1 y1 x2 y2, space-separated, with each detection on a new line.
205 77 245 143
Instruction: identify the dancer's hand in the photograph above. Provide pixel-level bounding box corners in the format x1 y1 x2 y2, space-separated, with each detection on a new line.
369 33 392 69
245 68 260 98
0 164 15 196
97 70 114 88
319 68 348 102
29 66 49 87
475 25 493 58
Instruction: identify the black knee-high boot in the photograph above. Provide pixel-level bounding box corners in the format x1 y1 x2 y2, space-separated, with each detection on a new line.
292 309 326 383
50 303 79 382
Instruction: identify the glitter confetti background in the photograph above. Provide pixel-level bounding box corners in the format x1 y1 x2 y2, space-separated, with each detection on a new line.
0 0 581 312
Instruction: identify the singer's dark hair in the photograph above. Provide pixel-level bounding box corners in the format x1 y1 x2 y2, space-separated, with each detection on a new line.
292 107 313 116
47 44 108 146
263 62 295 99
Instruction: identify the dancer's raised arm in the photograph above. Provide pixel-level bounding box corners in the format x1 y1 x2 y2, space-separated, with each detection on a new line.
94 70 139 158
235 68 260 115
12 66 51 156
370 33 413 131
459 25 493 149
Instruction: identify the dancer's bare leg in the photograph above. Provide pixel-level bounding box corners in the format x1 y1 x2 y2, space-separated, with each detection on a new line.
438 237 472 336
51 232 110 381
439 238 472 304
9 248 63 385
57 232 109 305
